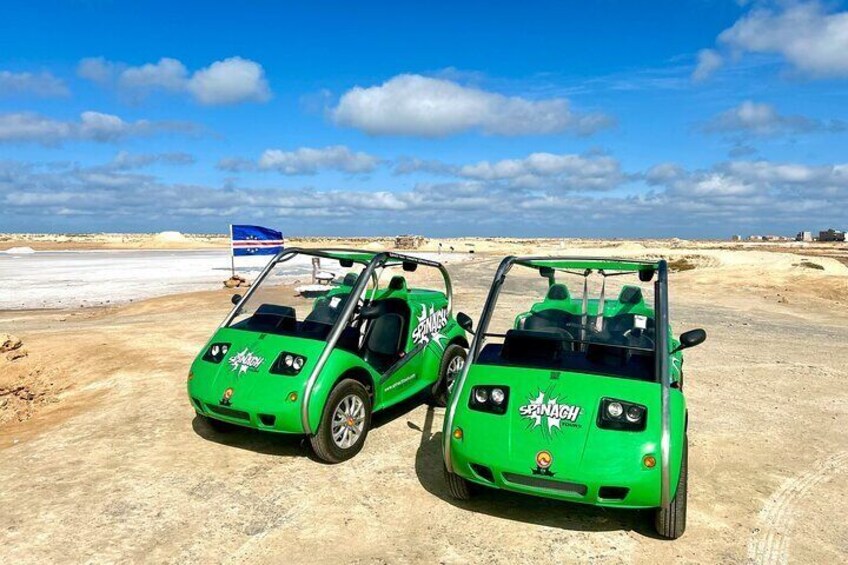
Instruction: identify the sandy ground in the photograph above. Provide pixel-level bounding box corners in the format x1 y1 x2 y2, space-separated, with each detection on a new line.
1 238 847 564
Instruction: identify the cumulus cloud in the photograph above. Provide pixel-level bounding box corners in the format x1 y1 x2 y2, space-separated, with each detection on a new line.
77 56 271 105
331 74 614 137
697 1 848 79
395 152 626 191
0 111 199 145
0 70 69 97
692 49 723 82
3 157 847 236
219 146 380 175
702 101 845 136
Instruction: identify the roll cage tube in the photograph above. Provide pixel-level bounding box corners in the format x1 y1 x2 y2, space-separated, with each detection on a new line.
654 260 671 509
299 250 455 435
443 255 670 482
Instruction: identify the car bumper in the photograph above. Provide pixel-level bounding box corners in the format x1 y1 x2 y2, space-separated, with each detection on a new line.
448 446 662 509
188 389 305 434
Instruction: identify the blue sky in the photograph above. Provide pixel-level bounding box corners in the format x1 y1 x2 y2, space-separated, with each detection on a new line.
1 0 847 237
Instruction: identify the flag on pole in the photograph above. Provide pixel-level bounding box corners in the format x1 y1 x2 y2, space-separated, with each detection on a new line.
231 224 284 256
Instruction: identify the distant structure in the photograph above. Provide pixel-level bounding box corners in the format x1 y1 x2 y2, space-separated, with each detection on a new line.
395 234 425 249
796 231 813 242
747 235 763 241
731 234 742 242
819 228 846 242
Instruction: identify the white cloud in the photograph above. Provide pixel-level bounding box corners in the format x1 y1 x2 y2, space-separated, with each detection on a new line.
187 57 271 105
0 70 69 97
692 49 723 82
77 56 271 105
703 101 844 136
3 157 847 236
396 151 625 191
699 1 848 78
0 111 199 145
219 146 380 175
331 74 613 137
119 57 188 93
109 151 195 170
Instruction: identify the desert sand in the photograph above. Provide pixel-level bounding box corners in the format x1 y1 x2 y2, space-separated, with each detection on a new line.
1 235 847 564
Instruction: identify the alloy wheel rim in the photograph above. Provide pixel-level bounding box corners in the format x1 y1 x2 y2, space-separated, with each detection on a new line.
446 355 465 394
331 394 365 449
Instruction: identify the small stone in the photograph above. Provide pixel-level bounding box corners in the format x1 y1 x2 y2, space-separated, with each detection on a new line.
6 349 27 362
0 334 22 353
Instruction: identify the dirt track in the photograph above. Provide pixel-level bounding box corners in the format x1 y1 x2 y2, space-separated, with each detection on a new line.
1 248 847 564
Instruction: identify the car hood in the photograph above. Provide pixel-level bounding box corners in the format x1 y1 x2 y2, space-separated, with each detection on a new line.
456 363 662 474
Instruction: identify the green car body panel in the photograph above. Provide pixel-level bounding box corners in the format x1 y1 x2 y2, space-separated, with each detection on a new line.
188 248 466 436
444 256 701 516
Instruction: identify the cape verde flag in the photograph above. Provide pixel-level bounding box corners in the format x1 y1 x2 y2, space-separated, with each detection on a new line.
231 225 284 256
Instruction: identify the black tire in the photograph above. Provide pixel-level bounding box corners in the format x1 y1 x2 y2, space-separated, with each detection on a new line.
309 379 372 463
444 464 475 500
201 414 238 433
428 344 467 408
654 435 688 540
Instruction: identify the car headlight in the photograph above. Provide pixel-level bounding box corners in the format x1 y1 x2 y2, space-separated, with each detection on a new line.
469 385 510 415
271 352 307 376
597 398 647 431
202 342 231 364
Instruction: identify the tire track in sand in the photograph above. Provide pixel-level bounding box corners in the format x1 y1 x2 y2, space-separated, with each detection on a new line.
747 451 848 565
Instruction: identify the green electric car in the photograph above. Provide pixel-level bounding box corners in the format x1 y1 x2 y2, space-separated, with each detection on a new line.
188 248 468 463
442 256 705 539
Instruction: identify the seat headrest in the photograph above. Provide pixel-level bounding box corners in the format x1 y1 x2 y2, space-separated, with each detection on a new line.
342 272 358 286
546 283 569 301
618 285 643 305
388 276 407 291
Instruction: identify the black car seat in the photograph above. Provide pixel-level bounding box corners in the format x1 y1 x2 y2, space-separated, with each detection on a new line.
302 293 351 339
361 312 405 372
388 275 407 291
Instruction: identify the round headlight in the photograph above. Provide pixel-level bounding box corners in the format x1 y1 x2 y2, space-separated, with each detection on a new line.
292 357 304 370
490 388 505 405
221 345 228 354
625 406 642 422
284 354 294 367
211 345 220 356
607 401 624 418
473 388 489 404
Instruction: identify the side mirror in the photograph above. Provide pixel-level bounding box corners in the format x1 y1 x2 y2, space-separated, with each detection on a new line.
457 312 474 334
639 268 655 282
675 328 706 352
231 294 242 306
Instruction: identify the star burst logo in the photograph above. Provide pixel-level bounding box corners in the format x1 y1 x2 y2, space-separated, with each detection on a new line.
519 390 582 437
411 304 448 349
228 347 264 376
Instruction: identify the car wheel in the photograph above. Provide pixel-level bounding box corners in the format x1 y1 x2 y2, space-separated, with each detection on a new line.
444 464 475 500
201 414 238 433
654 435 688 540
310 379 372 463
429 344 467 408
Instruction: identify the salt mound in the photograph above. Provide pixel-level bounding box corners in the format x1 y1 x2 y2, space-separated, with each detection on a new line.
154 231 186 242
3 246 36 254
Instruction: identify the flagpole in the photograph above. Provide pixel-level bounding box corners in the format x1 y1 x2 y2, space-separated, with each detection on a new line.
229 224 235 278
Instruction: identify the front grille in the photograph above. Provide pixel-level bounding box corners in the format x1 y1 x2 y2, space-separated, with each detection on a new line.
206 404 250 421
502 472 587 496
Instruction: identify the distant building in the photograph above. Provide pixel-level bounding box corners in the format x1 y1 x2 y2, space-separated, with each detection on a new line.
819 229 846 242
731 234 742 242
796 231 813 242
748 235 763 241
395 234 425 249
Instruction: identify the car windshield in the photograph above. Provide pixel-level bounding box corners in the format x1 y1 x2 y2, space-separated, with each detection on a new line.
475 261 658 381
227 252 375 345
